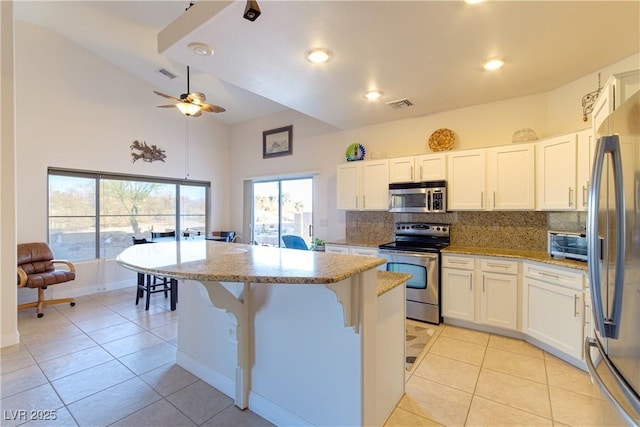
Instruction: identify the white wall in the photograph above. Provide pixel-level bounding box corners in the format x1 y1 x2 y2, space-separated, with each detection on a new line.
228 52 640 241
13 21 232 301
1 0 20 348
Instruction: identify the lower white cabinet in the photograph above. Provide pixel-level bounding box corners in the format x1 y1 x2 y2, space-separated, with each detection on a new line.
522 262 584 360
442 255 518 331
325 244 378 257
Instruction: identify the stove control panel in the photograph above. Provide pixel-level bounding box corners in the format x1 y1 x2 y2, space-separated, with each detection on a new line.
394 222 450 237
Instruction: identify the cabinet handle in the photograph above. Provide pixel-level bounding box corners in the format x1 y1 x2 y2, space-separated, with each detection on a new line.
487 263 509 269
482 276 485 292
449 260 468 265
355 196 358 209
469 274 473 292
538 271 560 280
493 191 496 209
480 191 484 209
410 165 414 181
419 165 423 181
574 294 579 317
583 183 589 207
363 195 366 209
568 187 573 207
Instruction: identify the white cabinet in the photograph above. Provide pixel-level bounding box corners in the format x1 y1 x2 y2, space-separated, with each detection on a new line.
447 149 486 210
325 244 378 257
592 70 640 132
478 259 519 330
442 255 519 331
522 262 584 360
388 153 446 183
487 143 535 210
442 255 475 322
336 160 389 210
536 133 577 210
575 129 595 211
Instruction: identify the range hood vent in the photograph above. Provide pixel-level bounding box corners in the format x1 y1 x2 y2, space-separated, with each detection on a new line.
386 98 414 109
155 68 178 80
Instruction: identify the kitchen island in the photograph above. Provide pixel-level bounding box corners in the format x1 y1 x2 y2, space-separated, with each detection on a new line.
117 240 408 426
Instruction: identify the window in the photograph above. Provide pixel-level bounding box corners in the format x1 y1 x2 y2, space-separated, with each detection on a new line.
48 168 209 261
252 177 313 247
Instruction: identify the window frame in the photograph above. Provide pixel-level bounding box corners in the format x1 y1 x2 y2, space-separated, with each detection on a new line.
47 167 210 260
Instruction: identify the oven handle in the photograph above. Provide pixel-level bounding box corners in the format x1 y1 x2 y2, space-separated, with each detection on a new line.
378 249 439 259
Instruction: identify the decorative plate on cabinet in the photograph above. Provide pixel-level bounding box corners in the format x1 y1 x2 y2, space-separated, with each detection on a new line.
345 143 366 161
428 128 456 152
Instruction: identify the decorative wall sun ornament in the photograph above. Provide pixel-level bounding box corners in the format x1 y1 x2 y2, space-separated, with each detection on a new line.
130 140 167 163
582 73 602 122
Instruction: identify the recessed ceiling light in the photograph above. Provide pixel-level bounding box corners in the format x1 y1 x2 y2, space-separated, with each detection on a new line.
306 48 332 64
364 90 383 100
464 0 486 4
483 58 504 71
188 42 213 57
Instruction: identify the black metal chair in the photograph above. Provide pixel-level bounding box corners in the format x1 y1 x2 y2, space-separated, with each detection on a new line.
131 236 177 311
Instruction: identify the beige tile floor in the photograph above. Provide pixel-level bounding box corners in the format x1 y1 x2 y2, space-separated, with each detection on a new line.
1 287 604 426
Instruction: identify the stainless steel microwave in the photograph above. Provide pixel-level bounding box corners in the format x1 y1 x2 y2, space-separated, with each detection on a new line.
389 180 447 213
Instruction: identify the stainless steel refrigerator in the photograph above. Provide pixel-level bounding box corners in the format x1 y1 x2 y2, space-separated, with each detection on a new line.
586 88 640 426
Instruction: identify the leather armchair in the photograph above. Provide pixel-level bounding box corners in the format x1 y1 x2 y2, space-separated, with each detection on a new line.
17 242 76 318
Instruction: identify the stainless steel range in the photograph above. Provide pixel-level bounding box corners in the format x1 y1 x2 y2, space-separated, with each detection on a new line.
378 222 450 324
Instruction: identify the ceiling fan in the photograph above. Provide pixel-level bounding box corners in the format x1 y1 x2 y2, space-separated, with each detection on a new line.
153 66 225 117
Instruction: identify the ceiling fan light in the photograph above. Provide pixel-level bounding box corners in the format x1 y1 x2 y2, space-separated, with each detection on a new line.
483 58 504 71
177 102 202 116
307 48 332 64
364 90 383 100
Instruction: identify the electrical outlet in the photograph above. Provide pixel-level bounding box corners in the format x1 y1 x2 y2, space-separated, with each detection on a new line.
227 325 238 343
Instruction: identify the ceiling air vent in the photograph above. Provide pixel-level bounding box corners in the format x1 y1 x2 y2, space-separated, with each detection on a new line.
155 68 178 80
386 98 414 110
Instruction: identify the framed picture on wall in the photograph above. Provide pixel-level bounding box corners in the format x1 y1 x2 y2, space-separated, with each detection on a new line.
263 125 293 158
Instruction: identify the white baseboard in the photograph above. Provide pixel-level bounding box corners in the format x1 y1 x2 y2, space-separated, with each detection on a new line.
0 330 20 348
176 351 312 427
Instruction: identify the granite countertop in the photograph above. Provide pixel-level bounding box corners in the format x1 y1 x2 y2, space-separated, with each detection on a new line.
442 245 588 272
377 271 411 296
116 240 385 284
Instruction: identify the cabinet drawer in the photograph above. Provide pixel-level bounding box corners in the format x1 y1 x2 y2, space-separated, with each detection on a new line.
480 258 518 275
523 262 583 290
325 245 349 255
350 247 378 257
442 255 474 270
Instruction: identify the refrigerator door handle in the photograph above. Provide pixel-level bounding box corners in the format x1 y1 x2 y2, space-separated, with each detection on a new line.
587 135 626 339
585 338 640 425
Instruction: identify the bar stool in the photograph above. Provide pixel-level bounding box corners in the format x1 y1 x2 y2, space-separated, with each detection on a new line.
131 237 177 311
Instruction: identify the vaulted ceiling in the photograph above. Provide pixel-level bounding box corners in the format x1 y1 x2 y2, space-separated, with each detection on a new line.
15 1 640 129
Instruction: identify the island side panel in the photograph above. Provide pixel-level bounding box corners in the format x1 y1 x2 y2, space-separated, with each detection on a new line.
375 282 406 425
249 275 375 426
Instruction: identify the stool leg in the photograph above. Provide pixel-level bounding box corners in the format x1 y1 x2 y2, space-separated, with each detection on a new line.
136 273 143 305
145 275 151 311
170 279 178 311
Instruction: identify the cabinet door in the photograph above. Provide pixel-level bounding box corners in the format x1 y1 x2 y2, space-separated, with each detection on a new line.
479 272 518 330
336 163 361 210
522 277 583 359
388 157 415 184
536 134 577 210
575 129 594 211
361 160 389 210
442 268 474 322
447 149 485 210
415 153 447 181
487 144 535 210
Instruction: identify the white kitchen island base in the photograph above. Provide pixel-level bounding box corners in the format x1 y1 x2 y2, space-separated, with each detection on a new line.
175 269 405 427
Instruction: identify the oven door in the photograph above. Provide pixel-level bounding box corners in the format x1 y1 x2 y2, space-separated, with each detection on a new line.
379 249 440 323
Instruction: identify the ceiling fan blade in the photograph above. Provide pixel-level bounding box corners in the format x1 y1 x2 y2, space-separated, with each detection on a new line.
156 104 177 108
200 103 226 113
187 92 206 104
153 90 180 102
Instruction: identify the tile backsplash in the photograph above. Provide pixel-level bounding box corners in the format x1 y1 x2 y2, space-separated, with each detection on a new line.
346 210 586 251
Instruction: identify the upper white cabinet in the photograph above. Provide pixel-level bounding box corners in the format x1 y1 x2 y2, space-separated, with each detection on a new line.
336 160 389 210
487 143 536 210
447 149 486 210
388 153 446 183
575 129 595 211
592 70 640 133
536 133 577 210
